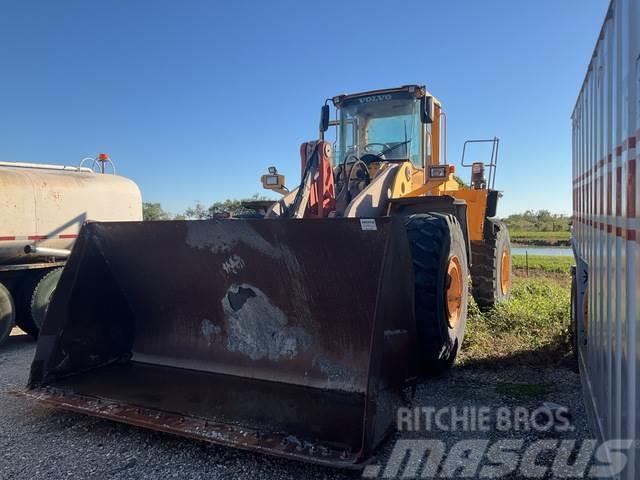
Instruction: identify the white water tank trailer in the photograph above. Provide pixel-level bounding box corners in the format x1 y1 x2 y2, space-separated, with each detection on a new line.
0 154 142 344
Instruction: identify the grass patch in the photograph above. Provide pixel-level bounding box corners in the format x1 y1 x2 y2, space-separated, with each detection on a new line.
460 274 571 367
511 231 570 240
495 382 551 398
511 230 570 246
512 254 573 274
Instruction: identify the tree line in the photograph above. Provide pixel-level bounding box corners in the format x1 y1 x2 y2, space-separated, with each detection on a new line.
144 201 571 233
142 195 269 221
502 210 571 232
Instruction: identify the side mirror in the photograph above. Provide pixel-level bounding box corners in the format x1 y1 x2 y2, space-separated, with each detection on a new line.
319 105 330 133
421 96 434 124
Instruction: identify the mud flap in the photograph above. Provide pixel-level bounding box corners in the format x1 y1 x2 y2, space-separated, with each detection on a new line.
26 217 415 468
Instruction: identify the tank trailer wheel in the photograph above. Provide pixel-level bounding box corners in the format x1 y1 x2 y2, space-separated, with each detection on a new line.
0 283 15 346
30 267 64 332
405 213 469 375
11 270 49 338
470 219 511 311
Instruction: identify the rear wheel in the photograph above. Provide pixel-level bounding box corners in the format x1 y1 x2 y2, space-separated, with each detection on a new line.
0 283 15 346
30 267 64 332
405 213 469 375
470 219 511 310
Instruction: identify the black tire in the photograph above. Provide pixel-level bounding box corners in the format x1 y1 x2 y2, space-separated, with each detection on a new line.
405 213 469 375
13 270 49 338
0 283 15 346
470 219 511 311
30 267 63 332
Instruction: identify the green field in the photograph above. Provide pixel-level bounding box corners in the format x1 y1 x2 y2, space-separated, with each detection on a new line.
512 254 573 274
510 230 571 246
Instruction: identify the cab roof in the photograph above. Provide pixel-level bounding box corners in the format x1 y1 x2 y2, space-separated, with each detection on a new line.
332 85 441 108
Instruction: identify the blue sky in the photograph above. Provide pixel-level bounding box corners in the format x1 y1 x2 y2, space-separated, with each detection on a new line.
0 0 608 216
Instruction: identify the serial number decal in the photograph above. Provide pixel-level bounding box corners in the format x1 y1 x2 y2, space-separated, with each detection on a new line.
360 218 377 231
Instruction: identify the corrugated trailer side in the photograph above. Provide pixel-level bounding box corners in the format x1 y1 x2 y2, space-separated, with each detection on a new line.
571 0 639 478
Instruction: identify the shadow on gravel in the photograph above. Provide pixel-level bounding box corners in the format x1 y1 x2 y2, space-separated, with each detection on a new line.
1 330 35 352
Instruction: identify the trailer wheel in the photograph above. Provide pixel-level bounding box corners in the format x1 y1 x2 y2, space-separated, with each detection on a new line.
470 219 511 311
0 283 15 346
30 267 63 332
405 213 469 375
11 270 47 338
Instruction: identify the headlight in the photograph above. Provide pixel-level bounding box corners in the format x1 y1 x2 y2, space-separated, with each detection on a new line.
429 166 447 178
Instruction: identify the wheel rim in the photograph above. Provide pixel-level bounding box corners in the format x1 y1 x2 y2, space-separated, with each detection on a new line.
500 248 510 296
446 256 463 328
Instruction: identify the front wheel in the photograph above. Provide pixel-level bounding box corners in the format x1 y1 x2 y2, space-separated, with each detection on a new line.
405 213 469 375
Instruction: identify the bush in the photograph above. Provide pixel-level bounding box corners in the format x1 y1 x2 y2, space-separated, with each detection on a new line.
503 210 571 233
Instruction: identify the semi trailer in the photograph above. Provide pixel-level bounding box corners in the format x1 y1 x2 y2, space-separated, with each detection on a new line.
571 1 639 478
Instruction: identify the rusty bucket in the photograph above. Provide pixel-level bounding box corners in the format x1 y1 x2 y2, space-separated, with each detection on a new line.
26 217 415 468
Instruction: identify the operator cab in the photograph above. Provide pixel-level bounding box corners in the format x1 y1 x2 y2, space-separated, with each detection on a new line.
332 86 431 168
329 85 436 197
261 85 437 197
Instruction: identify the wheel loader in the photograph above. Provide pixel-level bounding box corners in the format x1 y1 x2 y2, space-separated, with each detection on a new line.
24 85 511 468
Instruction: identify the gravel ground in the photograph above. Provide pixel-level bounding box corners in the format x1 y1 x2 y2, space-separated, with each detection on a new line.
1 328 591 479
